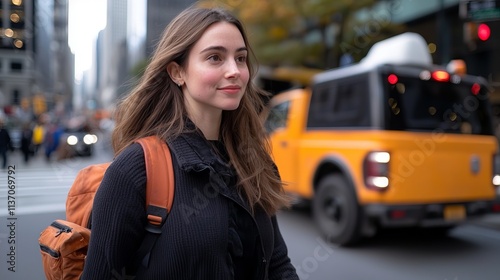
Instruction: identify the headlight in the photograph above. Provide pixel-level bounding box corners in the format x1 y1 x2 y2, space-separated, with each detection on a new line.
83 134 98 145
67 135 78 145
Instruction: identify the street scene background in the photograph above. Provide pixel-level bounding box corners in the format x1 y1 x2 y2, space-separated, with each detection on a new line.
0 0 500 279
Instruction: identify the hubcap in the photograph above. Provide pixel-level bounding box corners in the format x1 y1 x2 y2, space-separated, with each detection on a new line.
324 197 343 222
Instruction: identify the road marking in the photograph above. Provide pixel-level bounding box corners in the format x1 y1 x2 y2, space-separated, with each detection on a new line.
10 203 66 215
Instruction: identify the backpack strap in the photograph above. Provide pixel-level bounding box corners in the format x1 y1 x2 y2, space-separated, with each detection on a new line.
135 136 175 268
138 136 175 228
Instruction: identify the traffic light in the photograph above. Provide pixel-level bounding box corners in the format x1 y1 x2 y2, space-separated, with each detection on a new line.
477 23 490 41
464 22 492 50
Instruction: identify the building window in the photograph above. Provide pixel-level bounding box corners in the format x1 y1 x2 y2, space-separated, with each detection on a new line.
13 39 22 48
0 27 25 50
10 61 22 72
10 10 25 29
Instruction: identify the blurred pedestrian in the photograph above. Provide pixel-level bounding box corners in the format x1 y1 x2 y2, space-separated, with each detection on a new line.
0 119 11 169
44 121 63 161
20 122 33 163
32 119 45 156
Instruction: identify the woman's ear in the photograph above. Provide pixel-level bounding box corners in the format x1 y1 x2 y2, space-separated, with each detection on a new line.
166 62 183 86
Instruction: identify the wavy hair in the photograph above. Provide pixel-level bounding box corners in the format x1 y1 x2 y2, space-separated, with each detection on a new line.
112 6 289 215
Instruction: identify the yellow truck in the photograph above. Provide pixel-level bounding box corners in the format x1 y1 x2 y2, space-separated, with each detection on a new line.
264 32 500 245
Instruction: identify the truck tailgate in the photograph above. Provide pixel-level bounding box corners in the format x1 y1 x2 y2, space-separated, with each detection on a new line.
385 133 497 203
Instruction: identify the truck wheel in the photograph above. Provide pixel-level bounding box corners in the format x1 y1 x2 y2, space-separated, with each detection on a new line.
313 174 362 246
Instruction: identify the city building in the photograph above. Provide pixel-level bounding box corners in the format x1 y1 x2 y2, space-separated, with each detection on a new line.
0 0 73 123
145 0 196 57
51 0 74 119
0 0 34 120
97 0 128 110
92 0 196 110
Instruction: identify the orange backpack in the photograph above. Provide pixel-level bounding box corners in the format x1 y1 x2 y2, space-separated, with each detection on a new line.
38 136 175 280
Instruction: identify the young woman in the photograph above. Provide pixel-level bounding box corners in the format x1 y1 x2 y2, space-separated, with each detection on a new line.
81 6 299 280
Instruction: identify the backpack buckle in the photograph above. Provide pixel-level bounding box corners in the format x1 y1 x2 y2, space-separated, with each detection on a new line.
145 205 168 234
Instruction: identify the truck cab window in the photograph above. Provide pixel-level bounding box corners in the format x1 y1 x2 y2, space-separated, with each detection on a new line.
265 101 290 133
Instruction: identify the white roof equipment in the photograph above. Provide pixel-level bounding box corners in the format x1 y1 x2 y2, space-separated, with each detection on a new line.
361 32 432 67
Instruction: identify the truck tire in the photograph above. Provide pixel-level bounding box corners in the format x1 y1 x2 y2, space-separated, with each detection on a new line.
313 174 362 246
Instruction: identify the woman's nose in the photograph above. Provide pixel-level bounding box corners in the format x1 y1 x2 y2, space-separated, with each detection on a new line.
225 60 241 79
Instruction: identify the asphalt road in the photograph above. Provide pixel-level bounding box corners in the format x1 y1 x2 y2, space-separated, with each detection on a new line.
279 207 500 280
2 202 499 280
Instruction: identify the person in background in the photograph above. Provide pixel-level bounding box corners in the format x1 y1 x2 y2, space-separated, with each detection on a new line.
20 122 33 164
0 119 11 169
82 5 299 280
32 118 45 156
44 120 63 161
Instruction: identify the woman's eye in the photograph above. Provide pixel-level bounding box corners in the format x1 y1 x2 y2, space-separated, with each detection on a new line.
236 56 247 63
208 55 221 62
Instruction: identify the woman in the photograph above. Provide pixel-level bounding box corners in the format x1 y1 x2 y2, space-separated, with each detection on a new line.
81 6 299 280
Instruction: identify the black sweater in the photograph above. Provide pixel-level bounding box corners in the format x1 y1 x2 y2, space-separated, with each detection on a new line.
81 132 299 280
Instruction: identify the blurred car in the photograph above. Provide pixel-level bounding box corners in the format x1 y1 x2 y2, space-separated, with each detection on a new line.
58 127 98 157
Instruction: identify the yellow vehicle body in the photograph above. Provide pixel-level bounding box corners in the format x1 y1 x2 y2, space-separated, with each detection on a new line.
270 89 497 204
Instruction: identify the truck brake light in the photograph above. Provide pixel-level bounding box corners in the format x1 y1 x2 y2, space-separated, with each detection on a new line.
363 152 390 191
431 70 450 82
387 74 398 85
471 83 481 96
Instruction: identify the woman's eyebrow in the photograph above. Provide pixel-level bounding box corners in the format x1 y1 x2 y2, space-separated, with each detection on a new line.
200 46 248 54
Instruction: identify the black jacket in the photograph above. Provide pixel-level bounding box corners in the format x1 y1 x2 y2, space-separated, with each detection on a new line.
81 131 299 279
0 128 11 150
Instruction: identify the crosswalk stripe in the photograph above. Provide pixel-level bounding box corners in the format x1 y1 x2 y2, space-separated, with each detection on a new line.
0 167 77 200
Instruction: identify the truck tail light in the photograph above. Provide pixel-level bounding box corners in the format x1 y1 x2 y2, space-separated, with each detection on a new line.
431 70 450 82
363 151 390 191
493 203 500 213
493 154 500 189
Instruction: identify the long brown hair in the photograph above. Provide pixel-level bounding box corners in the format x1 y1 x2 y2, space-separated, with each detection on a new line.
112 6 289 215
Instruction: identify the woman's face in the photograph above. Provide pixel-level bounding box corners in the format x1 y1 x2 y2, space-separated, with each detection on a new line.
180 21 249 118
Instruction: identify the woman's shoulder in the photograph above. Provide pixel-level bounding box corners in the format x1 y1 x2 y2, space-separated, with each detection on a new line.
105 142 147 187
113 142 145 164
